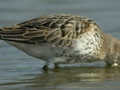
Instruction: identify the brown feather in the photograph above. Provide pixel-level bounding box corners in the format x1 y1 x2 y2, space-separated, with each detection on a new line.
0 14 100 47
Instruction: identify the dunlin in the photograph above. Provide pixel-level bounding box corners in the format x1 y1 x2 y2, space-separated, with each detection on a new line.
0 14 120 70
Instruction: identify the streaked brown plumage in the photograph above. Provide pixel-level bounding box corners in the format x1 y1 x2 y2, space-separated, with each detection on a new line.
0 14 98 46
0 14 120 70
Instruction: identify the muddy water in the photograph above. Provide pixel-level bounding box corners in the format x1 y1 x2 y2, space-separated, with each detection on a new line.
0 0 120 90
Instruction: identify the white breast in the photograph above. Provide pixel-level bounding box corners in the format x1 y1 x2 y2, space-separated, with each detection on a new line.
73 29 102 60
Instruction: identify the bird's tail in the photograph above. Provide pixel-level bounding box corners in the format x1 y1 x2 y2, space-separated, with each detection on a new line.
0 27 3 39
0 26 22 41
0 27 10 40
0 26 31 43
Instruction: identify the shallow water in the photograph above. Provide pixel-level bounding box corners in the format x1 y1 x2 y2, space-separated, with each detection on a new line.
0 0 120 90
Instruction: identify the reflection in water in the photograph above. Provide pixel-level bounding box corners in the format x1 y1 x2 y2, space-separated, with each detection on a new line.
14 67 120 88
0 64 120 89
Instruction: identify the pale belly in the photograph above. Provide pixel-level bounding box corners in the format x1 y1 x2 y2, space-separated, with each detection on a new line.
6 41 99 64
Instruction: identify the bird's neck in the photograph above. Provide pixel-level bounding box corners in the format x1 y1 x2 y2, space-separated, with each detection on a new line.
98 32 120 60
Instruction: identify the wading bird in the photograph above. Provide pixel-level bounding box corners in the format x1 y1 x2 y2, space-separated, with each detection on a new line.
0 14 120 70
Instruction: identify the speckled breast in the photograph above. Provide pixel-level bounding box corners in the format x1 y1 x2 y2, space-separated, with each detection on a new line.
72 28 103 62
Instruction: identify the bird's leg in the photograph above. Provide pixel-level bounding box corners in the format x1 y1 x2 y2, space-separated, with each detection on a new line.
54 63 59 68
42 63 49 71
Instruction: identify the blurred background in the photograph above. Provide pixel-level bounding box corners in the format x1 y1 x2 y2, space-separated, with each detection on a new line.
0 0 120 90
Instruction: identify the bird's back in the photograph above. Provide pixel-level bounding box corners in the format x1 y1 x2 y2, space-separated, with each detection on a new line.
0 14 104 63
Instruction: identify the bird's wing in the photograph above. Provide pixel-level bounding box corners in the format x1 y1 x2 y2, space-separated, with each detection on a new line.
0 14 100 47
